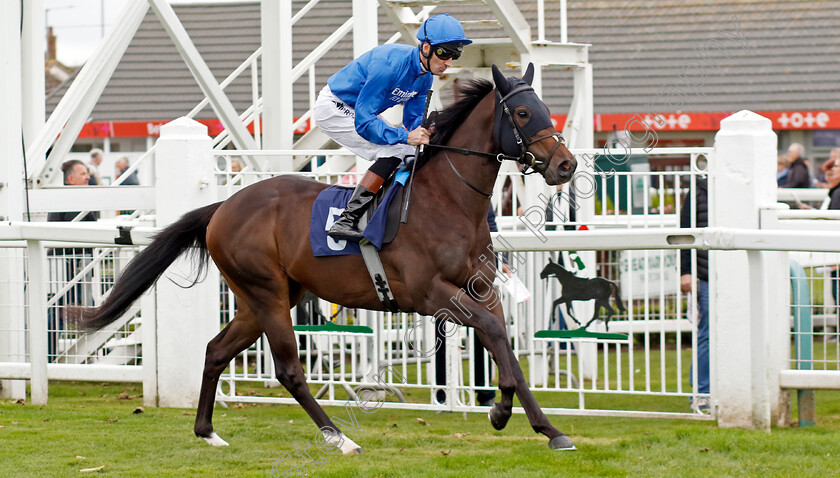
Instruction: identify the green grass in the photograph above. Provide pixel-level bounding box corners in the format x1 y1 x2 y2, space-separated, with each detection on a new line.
2 381 840 477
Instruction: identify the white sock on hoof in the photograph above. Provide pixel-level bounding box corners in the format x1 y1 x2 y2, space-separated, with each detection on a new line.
325 432 362 455
202 432 229 447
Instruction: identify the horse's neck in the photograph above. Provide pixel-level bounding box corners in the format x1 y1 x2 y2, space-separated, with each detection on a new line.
427 92 499 219
550 263 575 280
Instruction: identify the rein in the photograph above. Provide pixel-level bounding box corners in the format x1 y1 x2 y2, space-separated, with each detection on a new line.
443 152 493 197
426 132 565 195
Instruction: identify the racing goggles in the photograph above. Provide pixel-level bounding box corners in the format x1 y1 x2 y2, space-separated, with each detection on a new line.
433 43 462 60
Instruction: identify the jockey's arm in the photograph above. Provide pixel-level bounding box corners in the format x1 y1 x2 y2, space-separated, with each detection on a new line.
402 89 428 132
353 61 410 145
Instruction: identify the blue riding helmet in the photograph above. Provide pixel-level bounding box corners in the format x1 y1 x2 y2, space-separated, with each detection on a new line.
416 14 473 46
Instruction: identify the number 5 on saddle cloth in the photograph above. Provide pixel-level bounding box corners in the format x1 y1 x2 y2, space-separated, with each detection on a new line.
310 168 411 257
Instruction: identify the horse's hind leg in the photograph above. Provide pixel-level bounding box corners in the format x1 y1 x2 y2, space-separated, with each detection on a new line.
195 304 263 446
244 281 363 455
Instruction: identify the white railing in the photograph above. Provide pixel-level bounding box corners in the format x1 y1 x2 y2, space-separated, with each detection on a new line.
4 111 840 430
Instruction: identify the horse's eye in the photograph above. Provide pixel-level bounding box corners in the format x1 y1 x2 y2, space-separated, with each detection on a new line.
517 110 529 118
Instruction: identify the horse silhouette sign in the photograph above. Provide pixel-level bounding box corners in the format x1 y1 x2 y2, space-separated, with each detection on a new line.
539 259 626 331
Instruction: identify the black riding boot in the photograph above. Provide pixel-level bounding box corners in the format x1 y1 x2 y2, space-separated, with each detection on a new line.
328 181 376 241
328 157 403 241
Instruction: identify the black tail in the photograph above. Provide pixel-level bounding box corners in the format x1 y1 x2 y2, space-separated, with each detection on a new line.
72 202 223 331
610 282 626 313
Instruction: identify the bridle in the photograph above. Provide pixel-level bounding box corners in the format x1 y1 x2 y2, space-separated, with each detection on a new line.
496 84 566 174
425 84 566 196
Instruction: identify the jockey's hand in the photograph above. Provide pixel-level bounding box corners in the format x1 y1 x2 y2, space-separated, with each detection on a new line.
407 126 430 146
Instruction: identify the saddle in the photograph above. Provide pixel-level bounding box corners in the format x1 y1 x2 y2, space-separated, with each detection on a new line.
310 169 408 257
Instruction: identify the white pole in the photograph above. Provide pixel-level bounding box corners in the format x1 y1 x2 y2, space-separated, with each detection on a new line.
0 0 27 400
26 241 49 405
352 0 378 57
22 0 45 155
711 110 777 428
152 117 220 408
560 0 568 43
760 204 792 426
261 0 293 171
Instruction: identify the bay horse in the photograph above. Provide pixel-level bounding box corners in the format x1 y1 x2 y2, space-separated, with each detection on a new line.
540 258 626 331
75 64 578 453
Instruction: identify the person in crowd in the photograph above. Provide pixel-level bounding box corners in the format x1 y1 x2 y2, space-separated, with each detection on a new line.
47 160 99 361
231 157 244 174
826 153 840 342
826 149 840 209
115 156 139 185
48 160 100 222
777 154 790 186
313 14 472 241
679 177 709 413
781 143 812 189
87 148 104 185
816 148 840 189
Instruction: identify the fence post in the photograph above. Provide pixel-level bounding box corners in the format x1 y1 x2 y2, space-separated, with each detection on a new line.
0 0 27 400
26 240 49 405
760 205 792 427
711 110 777 429
152 117 220 408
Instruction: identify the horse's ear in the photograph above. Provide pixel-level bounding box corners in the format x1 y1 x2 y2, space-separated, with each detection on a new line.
491 64 509 96
522 63 535 85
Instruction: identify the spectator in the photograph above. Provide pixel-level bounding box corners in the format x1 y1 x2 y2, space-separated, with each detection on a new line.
115 156 140 185
776 154 790 186
48 160 100 222
816 148 840 189
231 157 244 173
47 160 99 361
679 177 709 413
781 143 811 189
826 154 840 341
826 150 840 209
87 148 104 185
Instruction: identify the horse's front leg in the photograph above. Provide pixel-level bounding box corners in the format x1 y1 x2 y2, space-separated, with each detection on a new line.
419 280 575 450
553 297 580 327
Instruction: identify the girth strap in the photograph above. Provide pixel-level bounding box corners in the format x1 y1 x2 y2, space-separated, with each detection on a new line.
358 240 400 313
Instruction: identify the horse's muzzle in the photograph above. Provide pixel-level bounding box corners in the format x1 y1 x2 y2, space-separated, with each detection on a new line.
542 156 576 186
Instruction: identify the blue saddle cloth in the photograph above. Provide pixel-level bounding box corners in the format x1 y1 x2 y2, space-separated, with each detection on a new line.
310 169 409 257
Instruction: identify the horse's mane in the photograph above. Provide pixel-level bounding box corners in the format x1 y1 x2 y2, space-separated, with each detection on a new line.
419 78 494 165
541 260 575 279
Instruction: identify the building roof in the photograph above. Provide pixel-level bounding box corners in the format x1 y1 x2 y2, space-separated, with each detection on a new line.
46 1 840 126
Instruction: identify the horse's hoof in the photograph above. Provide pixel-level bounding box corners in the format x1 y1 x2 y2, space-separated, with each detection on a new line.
488 403 511 430
327 432 363 455
201 432 229 447
548 434 576 451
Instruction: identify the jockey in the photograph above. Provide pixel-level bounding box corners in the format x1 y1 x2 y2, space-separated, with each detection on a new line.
314 14 472 241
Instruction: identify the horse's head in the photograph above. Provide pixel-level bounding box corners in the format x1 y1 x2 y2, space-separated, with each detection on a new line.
539 258 557 280
491 64 577 186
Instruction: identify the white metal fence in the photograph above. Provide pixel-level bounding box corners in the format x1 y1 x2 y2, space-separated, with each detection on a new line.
3 112 840 430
